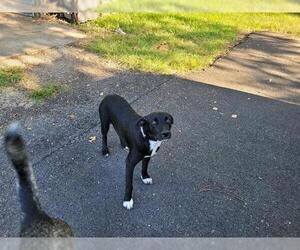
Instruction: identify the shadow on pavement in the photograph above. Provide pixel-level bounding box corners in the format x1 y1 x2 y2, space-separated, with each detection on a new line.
0 70 299 237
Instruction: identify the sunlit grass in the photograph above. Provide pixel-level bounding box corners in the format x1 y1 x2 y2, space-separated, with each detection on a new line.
0 68 24 88
98 0 300 12
82 13 300 74
30 84 61 101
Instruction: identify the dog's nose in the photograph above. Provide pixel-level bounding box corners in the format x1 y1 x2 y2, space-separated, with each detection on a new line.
161 131 171 139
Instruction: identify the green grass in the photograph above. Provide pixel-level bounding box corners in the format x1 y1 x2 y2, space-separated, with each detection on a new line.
0 68 23 88
82 13 300 74
0 68 63 102
30 84 61 101
98 0 300 12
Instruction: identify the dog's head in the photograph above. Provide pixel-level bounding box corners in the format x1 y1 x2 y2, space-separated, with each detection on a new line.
137 112 174 141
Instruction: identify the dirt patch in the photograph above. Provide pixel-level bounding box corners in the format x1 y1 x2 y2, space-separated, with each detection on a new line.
0 13 86 60
0 87 34 109
0 44 122 106
1 15 299 123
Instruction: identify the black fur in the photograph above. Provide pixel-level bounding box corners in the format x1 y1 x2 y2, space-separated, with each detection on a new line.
4 123 73 237
99 94 173 209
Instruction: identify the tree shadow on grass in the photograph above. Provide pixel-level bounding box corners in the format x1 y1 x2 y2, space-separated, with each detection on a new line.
86 14 239 73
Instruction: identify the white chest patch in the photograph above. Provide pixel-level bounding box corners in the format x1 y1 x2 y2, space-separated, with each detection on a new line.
145 140 162 158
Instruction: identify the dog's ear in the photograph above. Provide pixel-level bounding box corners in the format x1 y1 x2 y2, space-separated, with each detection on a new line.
136 117 148 127
166 114 174 124
170 115 174 124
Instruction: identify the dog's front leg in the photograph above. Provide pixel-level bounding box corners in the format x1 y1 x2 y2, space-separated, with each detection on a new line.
123 150 143 210
141 157 152 184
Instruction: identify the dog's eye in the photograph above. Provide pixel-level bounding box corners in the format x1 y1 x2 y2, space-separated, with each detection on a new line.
152 119 158 125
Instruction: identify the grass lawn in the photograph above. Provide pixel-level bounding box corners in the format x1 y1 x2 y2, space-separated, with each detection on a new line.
82 13 300 74
0 67 61 102
30 84 61 102
0 68 23 88
98 0 300 12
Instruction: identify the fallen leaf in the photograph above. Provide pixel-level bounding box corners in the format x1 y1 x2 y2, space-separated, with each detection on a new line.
89 136 96 143
155 42 169 51
68 114 76 120
115 27 126 35
231 114 238 118
213 107 218 111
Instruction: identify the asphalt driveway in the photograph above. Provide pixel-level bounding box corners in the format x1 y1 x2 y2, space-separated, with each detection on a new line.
0 33 299 237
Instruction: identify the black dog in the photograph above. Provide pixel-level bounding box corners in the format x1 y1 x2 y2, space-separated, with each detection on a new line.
99 94 173 210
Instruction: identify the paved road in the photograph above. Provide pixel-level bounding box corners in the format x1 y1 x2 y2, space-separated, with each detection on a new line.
186 32 300 105
0 33 299 237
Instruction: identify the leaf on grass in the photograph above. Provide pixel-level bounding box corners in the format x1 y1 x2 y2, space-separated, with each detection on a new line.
115 27 126 35
155 42 169 51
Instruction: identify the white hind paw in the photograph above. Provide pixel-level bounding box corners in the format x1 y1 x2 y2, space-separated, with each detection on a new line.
141 176 153 185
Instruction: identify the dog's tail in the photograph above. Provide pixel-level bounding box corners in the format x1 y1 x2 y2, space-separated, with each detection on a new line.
4 123 43 222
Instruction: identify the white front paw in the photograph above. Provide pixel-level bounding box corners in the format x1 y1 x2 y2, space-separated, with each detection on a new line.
141 176 153 185
123 199 133 210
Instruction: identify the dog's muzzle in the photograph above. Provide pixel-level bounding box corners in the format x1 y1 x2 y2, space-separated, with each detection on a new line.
161 131 171 139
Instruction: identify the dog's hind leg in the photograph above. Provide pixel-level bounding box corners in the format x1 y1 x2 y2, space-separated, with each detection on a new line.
99 108 110 156
120 137 129 151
